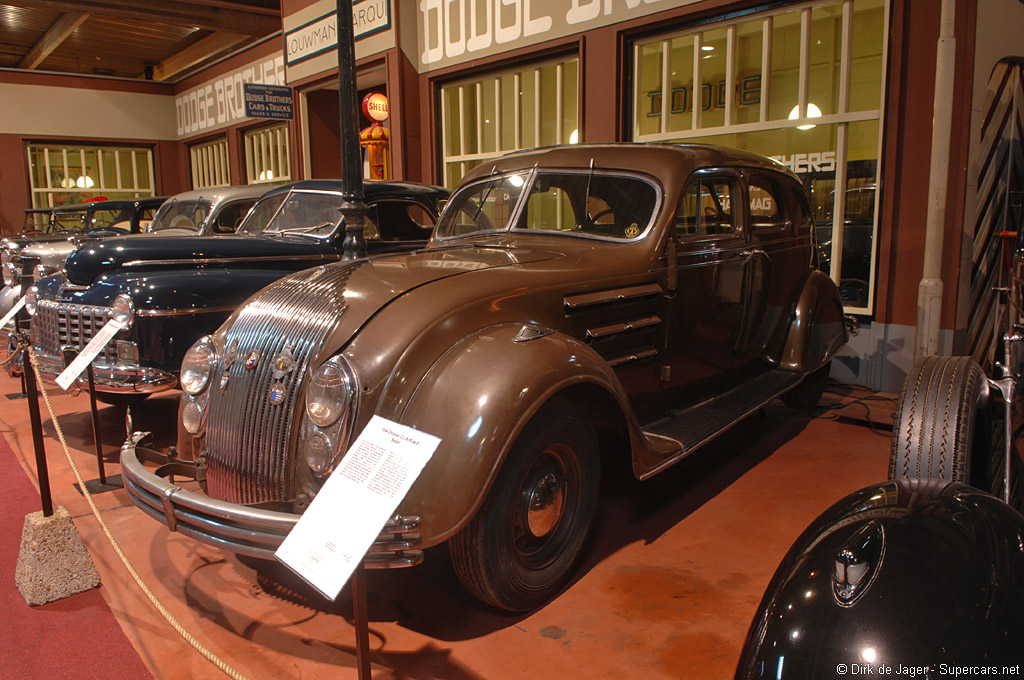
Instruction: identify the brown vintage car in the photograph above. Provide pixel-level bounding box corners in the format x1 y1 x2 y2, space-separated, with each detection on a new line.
121 143 846 612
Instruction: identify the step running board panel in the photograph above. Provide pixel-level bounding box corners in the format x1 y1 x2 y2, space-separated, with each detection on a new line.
639 369 803 480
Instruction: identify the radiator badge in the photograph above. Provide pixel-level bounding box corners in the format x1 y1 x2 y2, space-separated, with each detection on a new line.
272 345 296 379
244 349 260 371
223 339 239 370
269 382 286 405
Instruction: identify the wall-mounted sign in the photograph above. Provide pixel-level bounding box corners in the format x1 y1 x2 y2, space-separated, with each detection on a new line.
285 0 391 66
362 92 389 122
244 83 294 120
175 54 285 138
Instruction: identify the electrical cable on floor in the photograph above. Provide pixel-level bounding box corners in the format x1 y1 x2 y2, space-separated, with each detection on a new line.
816 384 898 438
26 346 251 680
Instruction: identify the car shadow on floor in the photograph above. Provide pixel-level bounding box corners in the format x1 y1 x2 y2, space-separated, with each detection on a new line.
217 403 818 644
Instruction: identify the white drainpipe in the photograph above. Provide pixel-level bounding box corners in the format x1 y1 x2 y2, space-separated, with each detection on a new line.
915 0 957 360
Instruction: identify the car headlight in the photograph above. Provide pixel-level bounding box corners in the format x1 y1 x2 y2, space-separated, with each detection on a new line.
1 251 11 286
32 264 59 281
302 357 358 476
110 294 134 328
305 359 356 427
180 336 216 395
24 286 38 316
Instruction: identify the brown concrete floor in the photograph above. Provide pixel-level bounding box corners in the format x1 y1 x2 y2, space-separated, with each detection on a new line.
0 368 895 680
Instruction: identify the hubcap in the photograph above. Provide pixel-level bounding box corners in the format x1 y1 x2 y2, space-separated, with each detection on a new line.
526 471 564 537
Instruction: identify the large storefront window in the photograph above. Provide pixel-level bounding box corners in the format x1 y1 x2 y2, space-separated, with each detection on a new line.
244 123 291 185
26 144 155 209
633 0 886 314
440 56 580 188
190 137 230 189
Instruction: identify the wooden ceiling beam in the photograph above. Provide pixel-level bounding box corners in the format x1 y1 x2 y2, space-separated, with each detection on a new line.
150 30 249 81
6 1 280 35
18 10 89 69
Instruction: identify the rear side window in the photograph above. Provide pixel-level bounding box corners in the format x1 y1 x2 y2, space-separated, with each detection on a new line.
748 175 788 230
676 177 736 238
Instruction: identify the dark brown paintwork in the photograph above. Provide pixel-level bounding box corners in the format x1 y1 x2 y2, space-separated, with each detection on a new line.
194 143 847 546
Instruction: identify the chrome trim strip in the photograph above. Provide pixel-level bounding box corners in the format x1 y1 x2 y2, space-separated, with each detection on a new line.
31 349 177 393
121 254 337 268
136 306 235 317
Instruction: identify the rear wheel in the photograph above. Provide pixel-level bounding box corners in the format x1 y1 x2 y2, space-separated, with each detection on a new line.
449 400 600 612
889 355 991 486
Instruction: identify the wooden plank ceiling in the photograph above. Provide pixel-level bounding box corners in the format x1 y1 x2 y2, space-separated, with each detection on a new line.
0 0 281 82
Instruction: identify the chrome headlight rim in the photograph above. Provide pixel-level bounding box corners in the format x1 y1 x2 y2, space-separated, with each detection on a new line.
305 356 357 428
180 335 217 396
110 293 134 329
1 251 13 286
302 355 359 476
24 286 38 316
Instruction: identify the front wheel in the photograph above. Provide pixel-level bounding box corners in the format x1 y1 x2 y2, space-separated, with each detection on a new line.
449 400 600 612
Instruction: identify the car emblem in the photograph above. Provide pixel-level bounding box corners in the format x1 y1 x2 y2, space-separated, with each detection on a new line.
220 373 229 391
244 349 260 370
223 340 239 369
269 382 286 405
624 223 640 238
272 345 296 379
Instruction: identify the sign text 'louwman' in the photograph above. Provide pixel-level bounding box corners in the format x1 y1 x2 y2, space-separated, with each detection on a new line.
286 0 391 66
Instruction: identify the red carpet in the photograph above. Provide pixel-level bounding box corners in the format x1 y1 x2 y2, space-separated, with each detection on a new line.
0 433 153 680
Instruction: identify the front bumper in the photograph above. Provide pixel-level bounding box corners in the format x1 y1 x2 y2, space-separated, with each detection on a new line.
120 435 424 567
32 347 177 394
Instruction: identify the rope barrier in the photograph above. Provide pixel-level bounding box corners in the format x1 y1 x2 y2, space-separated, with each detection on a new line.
25 346 251 680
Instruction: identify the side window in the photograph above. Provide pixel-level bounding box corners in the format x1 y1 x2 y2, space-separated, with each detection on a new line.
676 178 735 238
372 200 436 241
213 199 257 234
749 175 787 230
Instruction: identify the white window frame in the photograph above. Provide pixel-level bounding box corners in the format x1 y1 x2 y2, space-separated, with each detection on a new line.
244 123 291 185
632 0 889 315
190 137 230 189
440 55 580 186
26 143 155 208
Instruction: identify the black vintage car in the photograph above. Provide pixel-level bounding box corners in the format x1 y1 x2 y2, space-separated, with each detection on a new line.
22 180 448 403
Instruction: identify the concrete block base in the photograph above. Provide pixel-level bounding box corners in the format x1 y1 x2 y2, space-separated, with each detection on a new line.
15 506 100 606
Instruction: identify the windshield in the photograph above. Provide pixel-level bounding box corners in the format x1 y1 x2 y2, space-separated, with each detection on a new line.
435 173 529 238
52 209 90 232
436 170 658 240
151 199 212 232
238 189 380 239
89 207 135 232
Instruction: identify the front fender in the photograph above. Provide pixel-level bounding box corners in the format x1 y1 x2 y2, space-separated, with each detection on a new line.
392 324 636 547
779 269 847 371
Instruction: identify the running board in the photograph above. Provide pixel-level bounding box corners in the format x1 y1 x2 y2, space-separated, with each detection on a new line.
639 369 803 479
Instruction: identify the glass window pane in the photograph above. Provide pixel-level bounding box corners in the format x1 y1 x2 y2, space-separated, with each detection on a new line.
699 28 728 129
562 59 579 145
849 0 884 111
734 20 764 125
808 4 843 117
769 9 802 121
677 179 735 238
668 35 694 132
636 41 664 136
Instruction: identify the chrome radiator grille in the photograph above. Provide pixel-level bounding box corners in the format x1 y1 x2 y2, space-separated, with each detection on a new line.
204 264 354 504
32 299 116 364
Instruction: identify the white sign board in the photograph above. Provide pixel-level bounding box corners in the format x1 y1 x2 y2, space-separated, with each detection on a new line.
0 295 26 329
275 415 440 599
285 0 392 66
55 318 126 391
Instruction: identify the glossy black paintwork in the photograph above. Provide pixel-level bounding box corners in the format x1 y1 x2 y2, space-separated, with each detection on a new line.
736 480 1024 678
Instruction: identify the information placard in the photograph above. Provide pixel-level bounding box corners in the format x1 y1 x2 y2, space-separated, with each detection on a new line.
275 416 439 599
55 318 126 391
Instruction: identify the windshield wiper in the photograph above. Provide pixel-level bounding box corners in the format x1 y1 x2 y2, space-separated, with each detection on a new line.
275 221 336 235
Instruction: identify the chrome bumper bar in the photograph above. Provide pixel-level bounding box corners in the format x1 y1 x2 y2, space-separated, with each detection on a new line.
32 347 177 394
120 435 424 567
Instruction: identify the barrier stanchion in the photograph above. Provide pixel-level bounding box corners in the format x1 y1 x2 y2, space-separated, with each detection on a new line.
22 348 53 517
352 563 371 679
85 363 106 486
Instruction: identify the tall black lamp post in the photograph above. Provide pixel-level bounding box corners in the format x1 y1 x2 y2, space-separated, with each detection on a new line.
337 0 367 260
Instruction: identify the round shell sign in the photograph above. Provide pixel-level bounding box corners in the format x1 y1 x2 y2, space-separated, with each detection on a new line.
362 93 389 122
